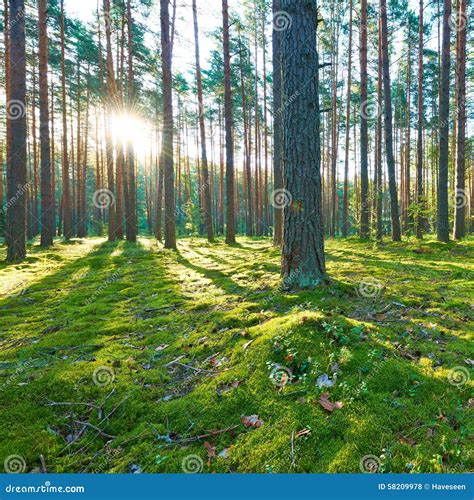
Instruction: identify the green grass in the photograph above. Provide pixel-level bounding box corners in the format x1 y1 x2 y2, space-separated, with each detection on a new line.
0 236 472 473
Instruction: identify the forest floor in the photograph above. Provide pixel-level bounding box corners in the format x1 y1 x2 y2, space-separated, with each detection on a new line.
0 236 473 473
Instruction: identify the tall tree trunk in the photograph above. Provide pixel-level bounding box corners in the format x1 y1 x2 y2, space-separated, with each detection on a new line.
380 0 402 241
192 0 214 242
6 0 27 261
3 0 10 242
60 0 72 239
437 0 451 242
342 0 353 237
359 0 370 238
375 15 383 241
415 0 424 238
280 0 327 289
126 0 137 242
222 0 235 244
238 30 253 237
103 0 117 242
38 0 54 246
272 0 283 246
453 0 466 240
160 0 176 249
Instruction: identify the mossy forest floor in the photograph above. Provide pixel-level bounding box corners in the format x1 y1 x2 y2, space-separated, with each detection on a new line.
0 236 473 473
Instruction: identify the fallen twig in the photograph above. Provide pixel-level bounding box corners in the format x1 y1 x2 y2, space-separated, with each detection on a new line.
73 420 116 440
166 425 239 446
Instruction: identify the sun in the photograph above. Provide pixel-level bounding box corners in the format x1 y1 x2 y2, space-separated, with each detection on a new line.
110 113 151 158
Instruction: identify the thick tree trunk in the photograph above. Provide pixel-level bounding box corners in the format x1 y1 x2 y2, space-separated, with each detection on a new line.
437 0 451 242
192 0 214 242
222 0 235 244
160 0 176 249
453 0 466 240
280 0 327 289
380 0 402 241
6 0 27 261
359 0 370 238
272 0 283 245
38 0 54 246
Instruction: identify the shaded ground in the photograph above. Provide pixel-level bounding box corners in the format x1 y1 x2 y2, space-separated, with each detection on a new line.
0 236 472 473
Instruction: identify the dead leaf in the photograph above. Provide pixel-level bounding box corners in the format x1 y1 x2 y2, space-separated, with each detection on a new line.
318 392 343 412
155 344 169 352
203 441 216 458
216 380 241 396
241 414 264 428
399 435 417 447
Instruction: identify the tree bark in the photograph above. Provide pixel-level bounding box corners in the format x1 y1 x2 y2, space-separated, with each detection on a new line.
126 0 137 242
380 0 401 241
453 0 466 240
103 0 117 242
192 0 214 242
359 0 370 238
6 0 27 261
160 0 176 249
222 0 235 244
280 0 327 289
38 0 54 246
415 0 424 238
60 0 72 240
342 0 353 237
437 0 451 242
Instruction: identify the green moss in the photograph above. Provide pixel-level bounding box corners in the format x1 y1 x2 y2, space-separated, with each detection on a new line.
0 236 472 473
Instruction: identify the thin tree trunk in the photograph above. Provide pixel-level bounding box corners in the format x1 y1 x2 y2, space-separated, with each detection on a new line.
380 0 402 241
192 0 214 242
126 0 137 242
38 0 54 246
437 0 451 242
415 0 424 238
359 0 370 238
222 0 235 245
103 0 118 242
160 0 176 249
342 0 352 237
